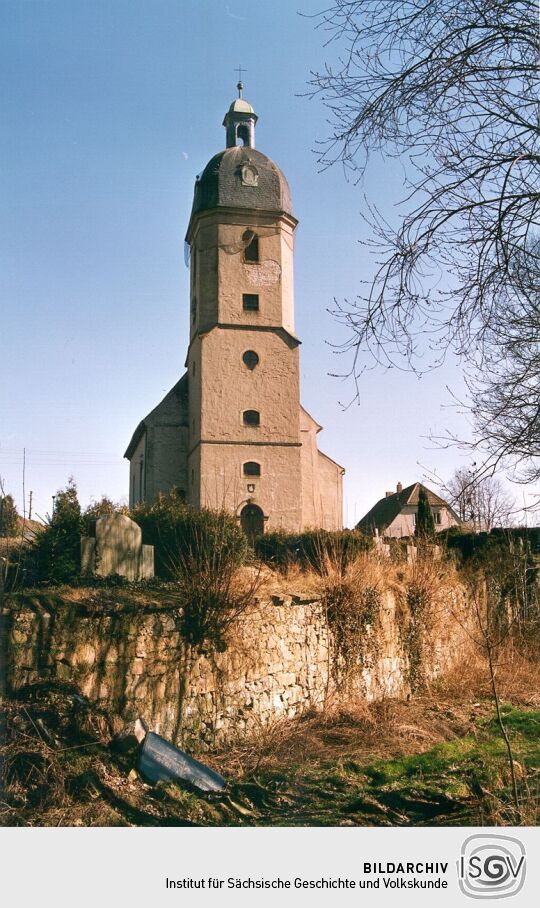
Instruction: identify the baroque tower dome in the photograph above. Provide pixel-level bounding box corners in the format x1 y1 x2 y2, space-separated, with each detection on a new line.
189 84 292 222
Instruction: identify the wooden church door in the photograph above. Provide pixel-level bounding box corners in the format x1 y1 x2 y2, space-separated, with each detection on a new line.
240 504 264 543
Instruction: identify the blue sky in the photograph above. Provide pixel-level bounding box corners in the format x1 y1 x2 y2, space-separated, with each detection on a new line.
0 0 502 524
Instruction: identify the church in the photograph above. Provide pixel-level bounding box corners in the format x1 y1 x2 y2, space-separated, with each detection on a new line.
125 84 344 538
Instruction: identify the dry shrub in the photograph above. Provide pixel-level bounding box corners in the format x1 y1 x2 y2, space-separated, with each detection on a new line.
2 747 65 810
217 695 464 779
160 510 261 651
172 561 263 652
396 553 461 691
439 637 540 708
319 552 389 691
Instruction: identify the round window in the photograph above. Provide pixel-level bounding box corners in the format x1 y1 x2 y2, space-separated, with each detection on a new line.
242 350 259 370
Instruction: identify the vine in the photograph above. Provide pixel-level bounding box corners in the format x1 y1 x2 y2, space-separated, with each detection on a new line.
322 557 383 693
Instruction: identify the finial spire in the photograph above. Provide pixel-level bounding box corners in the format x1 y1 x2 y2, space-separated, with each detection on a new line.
235 64 247 97
224 70 257 148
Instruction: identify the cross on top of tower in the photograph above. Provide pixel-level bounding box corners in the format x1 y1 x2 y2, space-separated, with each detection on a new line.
235 64 247 97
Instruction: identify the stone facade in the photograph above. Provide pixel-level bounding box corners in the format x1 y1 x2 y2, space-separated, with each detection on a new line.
6 581 472 749
125 90 344 533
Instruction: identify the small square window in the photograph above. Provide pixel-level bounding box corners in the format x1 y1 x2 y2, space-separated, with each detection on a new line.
243 409 260 427
243 293 259 312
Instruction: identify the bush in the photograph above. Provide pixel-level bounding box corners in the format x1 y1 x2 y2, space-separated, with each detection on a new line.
323 554 383 691
81 496 128 536
0 494 19 537
132 494 255 648
31 479 82 584
131 494 249 579
255 528 372 573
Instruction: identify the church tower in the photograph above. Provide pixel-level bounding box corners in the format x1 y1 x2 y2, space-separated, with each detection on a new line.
125 85 344 537
185 82 302 535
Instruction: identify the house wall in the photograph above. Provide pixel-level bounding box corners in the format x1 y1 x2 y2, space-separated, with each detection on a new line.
185 202 307 532
188 210 296 335
128 434 146 507
300 409 343 530
198 442 303 532
386 505 459 538
127 379 189 506
316 451 344 531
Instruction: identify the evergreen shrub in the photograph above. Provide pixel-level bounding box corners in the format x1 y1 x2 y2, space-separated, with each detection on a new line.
31 480 82 584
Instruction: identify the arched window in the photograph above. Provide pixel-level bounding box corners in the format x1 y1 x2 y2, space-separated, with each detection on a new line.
243 409 260 427
243 461 261 476
242 350 259 370
191 296 197 323
236 124 250 146
243 232 259 263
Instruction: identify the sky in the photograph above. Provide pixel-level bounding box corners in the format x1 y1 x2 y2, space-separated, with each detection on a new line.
0 0 521 526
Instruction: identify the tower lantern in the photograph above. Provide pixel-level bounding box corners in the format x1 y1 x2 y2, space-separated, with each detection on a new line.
223 84 258 149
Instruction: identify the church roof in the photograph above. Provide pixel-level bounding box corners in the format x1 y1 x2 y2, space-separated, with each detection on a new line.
356 482 459 534
124 374 188 460
189 146 292 224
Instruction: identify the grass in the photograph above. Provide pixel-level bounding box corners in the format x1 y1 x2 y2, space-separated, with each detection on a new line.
3 563 540 827
3 684 539 827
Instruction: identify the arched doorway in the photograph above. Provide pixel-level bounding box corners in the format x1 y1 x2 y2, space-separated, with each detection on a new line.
240 504 264 544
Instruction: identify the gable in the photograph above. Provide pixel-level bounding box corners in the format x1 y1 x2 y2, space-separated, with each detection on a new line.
357 482 460 533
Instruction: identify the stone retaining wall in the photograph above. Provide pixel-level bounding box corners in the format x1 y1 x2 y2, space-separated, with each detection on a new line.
5 583 471 748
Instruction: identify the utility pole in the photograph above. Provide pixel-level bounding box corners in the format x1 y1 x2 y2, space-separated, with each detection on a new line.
28 490 33 520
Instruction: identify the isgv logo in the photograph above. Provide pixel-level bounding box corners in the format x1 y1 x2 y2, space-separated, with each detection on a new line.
458 834 526 899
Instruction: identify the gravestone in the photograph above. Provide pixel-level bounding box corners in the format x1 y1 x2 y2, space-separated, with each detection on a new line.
80 514 154 581
80 537 96 575
96 514 141 580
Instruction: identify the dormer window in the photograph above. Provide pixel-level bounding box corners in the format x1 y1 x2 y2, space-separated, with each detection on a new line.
243 409 260 427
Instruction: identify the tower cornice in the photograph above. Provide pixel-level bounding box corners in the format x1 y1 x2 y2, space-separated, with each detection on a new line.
186 205 298 245
184 323 301 367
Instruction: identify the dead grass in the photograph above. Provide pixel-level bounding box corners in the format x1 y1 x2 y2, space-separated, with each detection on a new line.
216 694 490 781
438 637 540 709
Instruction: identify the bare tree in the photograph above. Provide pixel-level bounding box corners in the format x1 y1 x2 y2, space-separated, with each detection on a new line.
443 467 516 531
307 1 540 478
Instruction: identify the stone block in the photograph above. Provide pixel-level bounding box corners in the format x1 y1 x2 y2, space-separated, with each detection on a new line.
80 537 96 575
140 544 154 579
